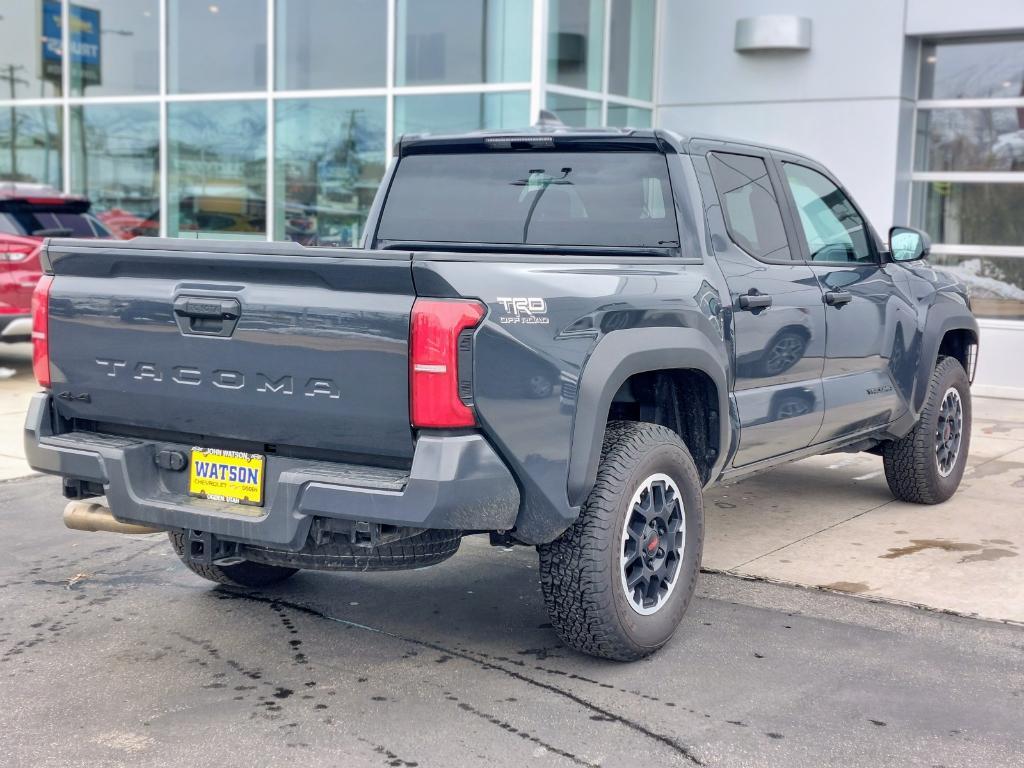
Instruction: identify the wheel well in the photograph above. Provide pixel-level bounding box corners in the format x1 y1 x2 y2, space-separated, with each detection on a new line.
608 369 720 484
938 328 978 381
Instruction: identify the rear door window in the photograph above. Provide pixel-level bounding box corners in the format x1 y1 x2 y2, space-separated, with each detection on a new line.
377 151 680 250
707 152 793 261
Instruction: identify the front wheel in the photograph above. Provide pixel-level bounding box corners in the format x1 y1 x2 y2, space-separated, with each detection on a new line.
882 356 972 504
538 421 704 661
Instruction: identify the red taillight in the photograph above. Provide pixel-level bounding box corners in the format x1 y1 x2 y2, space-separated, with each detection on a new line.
31 275 52 388
410 298 485 428
0 244 34 262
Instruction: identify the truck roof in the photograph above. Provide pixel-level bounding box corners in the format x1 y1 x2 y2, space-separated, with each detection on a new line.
396 126 811 162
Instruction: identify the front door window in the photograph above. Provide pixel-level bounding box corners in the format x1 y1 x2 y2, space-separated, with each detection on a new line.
783 164 874 264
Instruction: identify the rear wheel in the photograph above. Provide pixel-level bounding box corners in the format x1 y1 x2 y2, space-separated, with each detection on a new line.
882 356 971 504
168 531 299 588
538 421 704 661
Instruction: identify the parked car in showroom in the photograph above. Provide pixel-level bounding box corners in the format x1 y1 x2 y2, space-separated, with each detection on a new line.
0 183 113 342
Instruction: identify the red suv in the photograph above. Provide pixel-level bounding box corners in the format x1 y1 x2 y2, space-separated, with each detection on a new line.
0 183 112 342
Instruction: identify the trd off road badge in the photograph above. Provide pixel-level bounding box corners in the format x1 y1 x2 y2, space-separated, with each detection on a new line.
496 297 550 325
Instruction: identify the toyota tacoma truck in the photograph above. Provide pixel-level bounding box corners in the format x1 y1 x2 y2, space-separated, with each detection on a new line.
25 127 978 661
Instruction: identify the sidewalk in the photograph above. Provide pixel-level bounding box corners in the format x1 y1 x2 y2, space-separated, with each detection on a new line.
703 394 1024 623
0 344 35 480
1 342 1020 624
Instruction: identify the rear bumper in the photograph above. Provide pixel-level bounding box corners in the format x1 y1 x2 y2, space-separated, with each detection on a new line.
24 393 520 550
0 315 31 340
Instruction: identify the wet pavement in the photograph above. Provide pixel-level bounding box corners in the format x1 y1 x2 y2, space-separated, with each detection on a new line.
1 475 1022 767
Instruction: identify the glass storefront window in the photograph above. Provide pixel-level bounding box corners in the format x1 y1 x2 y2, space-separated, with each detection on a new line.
548 0 604 92
912 181 1024 248
608 0 655 101
70 104 159 239
915 108 1024 172
70 1 159 97
914 37 1024 319
0 1 62 98
274 97 386 246
167 101 266 239
930 254 1024 320
276 0 386 90
169 0 267 94
395 91 529 136
606 103 651 128
919 37 1024 100
546 92 601 127
0 106 62 187
396 0 531 86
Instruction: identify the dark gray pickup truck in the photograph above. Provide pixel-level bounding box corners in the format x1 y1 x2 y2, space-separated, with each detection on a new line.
25 127 978 661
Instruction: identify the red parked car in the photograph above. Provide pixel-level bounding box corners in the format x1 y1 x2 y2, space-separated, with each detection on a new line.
0 183 113 342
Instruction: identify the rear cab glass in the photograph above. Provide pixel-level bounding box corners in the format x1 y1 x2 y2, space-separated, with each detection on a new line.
0 209 111 238
376 150 680 252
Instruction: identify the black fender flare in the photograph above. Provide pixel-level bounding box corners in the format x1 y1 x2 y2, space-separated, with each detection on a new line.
566 327 731 508
912 303 978 413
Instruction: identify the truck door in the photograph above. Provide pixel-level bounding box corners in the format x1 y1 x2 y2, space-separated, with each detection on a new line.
697 147 826 466
775 157 911 442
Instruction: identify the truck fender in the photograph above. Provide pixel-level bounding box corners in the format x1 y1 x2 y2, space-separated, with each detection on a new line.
566 327 730 508
912 303 978 413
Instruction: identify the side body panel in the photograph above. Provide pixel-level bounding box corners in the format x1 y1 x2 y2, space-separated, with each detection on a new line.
689 144 826 467
807 261 915 441
898 260 980 416
413 256 730 544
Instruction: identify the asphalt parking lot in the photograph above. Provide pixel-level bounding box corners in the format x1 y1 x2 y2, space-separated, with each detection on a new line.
2 475 1023 768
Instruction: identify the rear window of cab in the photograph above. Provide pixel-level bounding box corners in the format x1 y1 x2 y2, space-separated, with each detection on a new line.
377 151 680 251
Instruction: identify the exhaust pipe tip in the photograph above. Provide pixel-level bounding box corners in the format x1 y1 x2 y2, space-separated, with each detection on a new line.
63 501 163 535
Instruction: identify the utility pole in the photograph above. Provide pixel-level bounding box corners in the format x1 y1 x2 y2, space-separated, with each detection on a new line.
0 64 29 179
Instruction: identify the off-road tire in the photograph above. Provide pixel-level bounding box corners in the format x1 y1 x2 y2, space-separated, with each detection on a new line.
168 531 299 588
240 528 462 571
537 421 704 661
882 356 971 504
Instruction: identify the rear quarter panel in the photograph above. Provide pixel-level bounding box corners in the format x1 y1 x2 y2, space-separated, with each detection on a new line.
413 257 729 543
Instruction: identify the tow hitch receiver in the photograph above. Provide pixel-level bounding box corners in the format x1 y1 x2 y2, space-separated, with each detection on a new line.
186 530 243 566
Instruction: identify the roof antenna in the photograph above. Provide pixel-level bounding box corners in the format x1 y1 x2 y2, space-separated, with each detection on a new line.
534 109 565 128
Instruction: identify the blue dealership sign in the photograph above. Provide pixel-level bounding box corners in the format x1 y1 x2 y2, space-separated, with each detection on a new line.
41 1 62 81
41 2 102 86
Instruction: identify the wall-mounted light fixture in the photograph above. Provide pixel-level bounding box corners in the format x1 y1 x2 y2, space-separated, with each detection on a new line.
735 16 812 53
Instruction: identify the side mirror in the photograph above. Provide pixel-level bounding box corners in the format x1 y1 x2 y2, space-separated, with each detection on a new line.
888 226 931 262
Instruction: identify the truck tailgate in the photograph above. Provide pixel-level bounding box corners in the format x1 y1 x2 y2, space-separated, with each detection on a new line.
45 240 415 462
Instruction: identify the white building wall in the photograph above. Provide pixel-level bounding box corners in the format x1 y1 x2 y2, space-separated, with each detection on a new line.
656 0 909 231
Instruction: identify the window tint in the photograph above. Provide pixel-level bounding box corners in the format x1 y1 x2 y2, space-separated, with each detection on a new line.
0 210 108 237
707 152 792 261
783 164 874 264
378 151 679 250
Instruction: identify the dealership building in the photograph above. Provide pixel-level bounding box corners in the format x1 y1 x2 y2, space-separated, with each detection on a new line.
0 0 1022 396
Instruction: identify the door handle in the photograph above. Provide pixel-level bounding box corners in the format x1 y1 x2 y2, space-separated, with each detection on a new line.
738 292 773 311
824 290 853 307
172 296 241 337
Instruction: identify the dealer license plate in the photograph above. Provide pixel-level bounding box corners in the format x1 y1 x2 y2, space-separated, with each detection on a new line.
189 447 265 508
